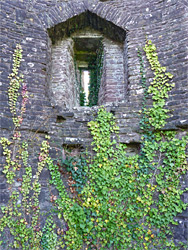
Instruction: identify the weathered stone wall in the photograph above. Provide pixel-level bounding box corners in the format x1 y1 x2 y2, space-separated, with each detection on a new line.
49 28 125 108
50 38 79 109
0 0 188 246
48 12 126 108
98 38 125 104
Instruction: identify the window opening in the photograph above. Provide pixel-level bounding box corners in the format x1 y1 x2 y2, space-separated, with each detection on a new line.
79 69 90 106
48 12 126 109
82 70 90 105
73 34 103 107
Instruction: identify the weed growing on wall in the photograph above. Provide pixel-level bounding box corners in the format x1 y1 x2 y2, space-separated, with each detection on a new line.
0 41 187 250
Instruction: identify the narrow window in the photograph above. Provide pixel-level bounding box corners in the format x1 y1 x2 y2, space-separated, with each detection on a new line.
81 70 90 105
48 12 126 109
73 32 103 106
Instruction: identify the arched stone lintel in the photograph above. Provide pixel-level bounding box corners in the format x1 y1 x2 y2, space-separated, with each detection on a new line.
47 11 126 45
43 0 129 34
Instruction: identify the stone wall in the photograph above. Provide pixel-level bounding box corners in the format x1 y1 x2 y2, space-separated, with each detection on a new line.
50 32 125 108
98 38 125 104
50 38 79 109
0 0 188 246
48 12 126 108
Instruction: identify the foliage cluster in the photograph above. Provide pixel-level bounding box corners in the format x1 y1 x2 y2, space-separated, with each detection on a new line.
0 45 49 249
88 44 104 107
61 155 88 194
7 44 28 128
41 216 58 250
0 41 187 250
47 105 187 250
80 86 86 106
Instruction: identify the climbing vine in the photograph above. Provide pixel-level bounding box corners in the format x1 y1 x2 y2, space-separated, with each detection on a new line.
41 216 58 250
142 40 174 130
60 155 88 194
88 43 104 106
7 44 28 128
80 86 86 106
0 45 51 249
0 40 187 250
47 107 187 250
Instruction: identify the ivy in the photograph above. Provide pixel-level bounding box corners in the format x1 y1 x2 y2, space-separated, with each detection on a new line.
0 137 16 184
142 40 174 130
80 86 86 106
88 44 104 106
8 44 28 128
47 107 187 249
41 216 58 250
0 41 187 250
0 46 50 249
60 155 88 194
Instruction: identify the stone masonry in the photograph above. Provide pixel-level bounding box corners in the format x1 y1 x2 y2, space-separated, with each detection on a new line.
50 28 125 108
0 0 188 246
98 37 125 104
48 11 126 108
50 38 80 109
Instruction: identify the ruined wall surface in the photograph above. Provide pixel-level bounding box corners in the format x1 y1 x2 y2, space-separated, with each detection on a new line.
98 38 125 104
50 38 79 109
0 0 188 245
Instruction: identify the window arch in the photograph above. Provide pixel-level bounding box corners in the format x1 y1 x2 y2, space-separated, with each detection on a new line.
47 11 127 109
